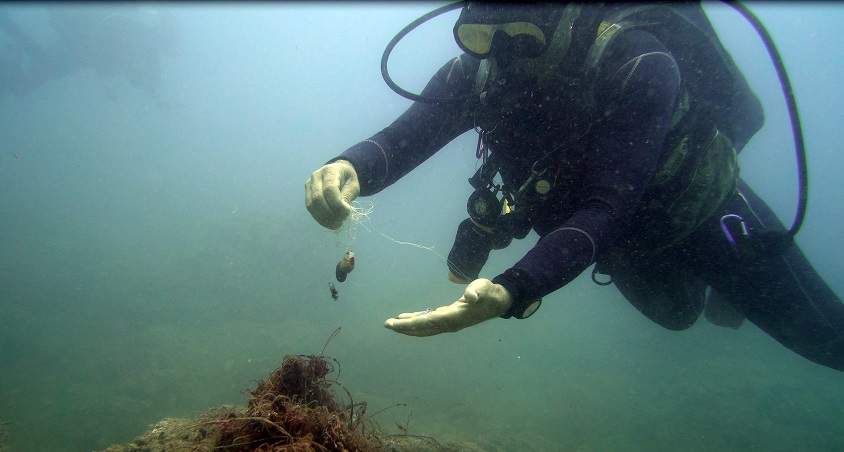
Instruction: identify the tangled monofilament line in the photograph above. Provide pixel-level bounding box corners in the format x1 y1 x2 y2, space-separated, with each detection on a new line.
334 199 479 282
333 200 375 248
347 200 375 224
337 200 466 275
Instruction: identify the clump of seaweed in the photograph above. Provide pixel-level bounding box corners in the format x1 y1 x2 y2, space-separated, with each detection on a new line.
214 328 375 451
102 328 484 452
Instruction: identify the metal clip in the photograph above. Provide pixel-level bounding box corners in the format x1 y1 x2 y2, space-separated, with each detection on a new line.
720 214 748 251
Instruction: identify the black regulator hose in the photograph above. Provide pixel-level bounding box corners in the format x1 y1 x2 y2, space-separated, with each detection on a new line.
380 1 468 104
724 1 807 241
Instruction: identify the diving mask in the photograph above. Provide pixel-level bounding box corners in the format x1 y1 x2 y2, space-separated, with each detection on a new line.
453 2 563 60
455 21 547 59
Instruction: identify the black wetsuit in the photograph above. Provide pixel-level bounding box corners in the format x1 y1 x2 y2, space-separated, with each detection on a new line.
335 8 844 370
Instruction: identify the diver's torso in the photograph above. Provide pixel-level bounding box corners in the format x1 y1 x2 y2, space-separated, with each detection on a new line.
472 70 603 234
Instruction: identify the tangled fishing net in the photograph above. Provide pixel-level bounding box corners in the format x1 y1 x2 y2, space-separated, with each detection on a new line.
102 329 482 452
214 353 372 451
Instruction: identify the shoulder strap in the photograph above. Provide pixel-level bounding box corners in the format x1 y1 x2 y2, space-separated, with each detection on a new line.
582 3 763 150
584 5 664 72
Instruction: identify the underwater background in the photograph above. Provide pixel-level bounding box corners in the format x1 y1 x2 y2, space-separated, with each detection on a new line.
1 2 842 450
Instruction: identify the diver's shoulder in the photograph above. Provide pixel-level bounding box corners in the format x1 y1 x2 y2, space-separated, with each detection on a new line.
428 53 480 93
597 29 677 77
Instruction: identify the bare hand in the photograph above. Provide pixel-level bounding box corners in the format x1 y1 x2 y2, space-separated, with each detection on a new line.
305 160 360 230
384 279 513 337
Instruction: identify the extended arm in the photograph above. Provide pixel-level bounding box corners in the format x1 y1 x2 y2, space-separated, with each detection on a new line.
306 56 477 229
336 56 477 196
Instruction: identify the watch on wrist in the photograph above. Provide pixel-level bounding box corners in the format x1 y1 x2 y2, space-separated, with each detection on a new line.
494 268 543 319
510 298 542 319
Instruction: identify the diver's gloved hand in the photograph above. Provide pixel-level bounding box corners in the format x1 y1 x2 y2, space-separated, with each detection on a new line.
305 159 360 230
447 270 472 284
384 279 512 337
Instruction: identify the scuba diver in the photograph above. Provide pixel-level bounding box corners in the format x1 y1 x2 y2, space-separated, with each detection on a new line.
305 2 844 371
0 8 179 102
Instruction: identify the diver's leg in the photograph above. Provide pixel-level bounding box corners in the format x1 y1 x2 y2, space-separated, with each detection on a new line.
690 179 844 370
703 289 745 329
602 249 706 331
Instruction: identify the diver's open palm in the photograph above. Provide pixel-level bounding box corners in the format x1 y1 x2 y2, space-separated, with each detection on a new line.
384 279 512 336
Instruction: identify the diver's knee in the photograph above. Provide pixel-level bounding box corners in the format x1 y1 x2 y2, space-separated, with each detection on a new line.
657 316 698 331
625 295 702 331
815 336 844 372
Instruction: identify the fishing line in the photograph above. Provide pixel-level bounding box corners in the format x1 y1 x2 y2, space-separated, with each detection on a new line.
334 200 472 284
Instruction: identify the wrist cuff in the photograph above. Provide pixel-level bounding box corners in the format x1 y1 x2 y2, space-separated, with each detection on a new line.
335 139 389 195
493 268 542 319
